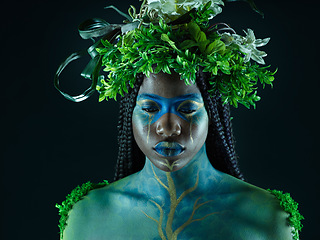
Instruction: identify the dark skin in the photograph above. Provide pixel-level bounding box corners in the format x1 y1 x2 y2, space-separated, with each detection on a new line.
132 71 209 172
62 71 293 240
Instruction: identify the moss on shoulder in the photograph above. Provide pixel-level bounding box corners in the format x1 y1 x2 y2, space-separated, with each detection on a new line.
56 180 109 238
267 189 304 240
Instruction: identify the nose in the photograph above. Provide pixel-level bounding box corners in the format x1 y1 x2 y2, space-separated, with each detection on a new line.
156 113 181 137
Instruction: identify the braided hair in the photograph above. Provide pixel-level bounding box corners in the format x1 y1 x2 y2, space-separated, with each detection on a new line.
114 70 244 181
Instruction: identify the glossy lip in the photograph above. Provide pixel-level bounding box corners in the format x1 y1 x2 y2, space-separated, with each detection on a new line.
153 141 185 157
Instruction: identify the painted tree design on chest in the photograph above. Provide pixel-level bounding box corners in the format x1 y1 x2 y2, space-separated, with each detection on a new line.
141 165 218 240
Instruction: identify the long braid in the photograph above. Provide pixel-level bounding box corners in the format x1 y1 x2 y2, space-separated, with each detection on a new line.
126 74 144 175
195 72 230 173
218 99 244 180
114 74 144 181
196 69 244 180
116 97 124 179
114 94 128 180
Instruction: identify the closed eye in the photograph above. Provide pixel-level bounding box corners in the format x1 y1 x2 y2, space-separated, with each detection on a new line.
142 107 159 113
179 109 197 114
138 99 160 113
177 100 203 115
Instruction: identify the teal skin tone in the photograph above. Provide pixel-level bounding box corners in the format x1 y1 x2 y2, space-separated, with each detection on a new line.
64 145 292 239
63 72 293 240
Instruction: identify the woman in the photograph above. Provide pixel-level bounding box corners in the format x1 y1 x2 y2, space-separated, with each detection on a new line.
60 70 293 240
55 1 303 239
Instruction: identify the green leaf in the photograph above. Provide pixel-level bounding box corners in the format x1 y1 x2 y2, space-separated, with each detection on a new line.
161 34 179 51
188 22 202 42
180 40 198 49
212 66 218 75
206 39 226 55
197 31 207 43
198 40 211 53
122 30 135 47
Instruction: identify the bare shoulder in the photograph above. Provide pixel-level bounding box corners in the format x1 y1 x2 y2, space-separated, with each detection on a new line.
61 184 111 240
223 175 294 239
61 177 130 240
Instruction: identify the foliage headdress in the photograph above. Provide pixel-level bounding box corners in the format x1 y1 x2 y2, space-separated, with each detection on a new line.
55 0 276 108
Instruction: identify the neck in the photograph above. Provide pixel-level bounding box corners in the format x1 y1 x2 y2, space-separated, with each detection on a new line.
136 144 222 198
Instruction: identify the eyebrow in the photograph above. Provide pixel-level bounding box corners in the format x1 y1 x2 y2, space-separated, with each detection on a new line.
137 93 202 101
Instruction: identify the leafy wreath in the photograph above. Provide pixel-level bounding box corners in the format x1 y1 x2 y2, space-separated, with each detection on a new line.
54 0 276 108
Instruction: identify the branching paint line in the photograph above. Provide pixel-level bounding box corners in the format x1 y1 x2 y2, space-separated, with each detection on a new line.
158 159 179 172
165 172 177 239
173 197 218 238
151 164 169 192
141 200 166 240
176 172 200 205
147 166 215 240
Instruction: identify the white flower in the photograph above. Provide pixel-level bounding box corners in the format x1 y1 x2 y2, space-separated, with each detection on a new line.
220 29 270 64
146 0 224 22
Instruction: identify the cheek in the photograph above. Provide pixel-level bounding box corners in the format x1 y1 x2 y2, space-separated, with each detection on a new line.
190 108 208 124
132 108 152 126
132 108 154 143
186 108 209 142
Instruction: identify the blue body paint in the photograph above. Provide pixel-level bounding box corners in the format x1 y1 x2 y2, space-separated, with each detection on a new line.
136 93 204 125
154 141 184 157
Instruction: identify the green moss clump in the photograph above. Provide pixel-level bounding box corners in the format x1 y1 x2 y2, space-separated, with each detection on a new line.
267 189 304 240
55 180 109 238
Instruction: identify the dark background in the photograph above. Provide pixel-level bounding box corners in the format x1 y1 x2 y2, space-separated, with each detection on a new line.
2 0 318 239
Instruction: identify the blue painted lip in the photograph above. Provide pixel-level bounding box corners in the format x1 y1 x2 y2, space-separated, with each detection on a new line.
154 142 184 157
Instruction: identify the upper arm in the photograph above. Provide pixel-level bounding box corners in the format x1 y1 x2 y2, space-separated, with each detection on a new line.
239 186 301 240
267 189 304 240
56 181 110 240
61 196 90 240
267 202 293 240
61 187 116 240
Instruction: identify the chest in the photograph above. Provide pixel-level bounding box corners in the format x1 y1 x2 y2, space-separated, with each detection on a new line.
84 195 268 240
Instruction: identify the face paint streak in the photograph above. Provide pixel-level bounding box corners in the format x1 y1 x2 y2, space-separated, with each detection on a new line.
136 100 157 143
177 100 204 143
189 117 193 143
191 114 202 143
147 114 153 143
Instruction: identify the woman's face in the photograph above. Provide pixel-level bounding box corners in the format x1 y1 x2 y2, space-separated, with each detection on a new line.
132 71 209 172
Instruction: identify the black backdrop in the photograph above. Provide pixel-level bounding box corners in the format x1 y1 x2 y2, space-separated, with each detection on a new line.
2 0 319 239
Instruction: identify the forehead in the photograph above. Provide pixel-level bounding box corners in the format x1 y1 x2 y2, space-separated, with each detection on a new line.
138 71 200 98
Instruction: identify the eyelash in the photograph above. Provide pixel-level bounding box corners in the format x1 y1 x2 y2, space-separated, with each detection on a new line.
142 107 196 115
179 109 197 114
142 107 159 113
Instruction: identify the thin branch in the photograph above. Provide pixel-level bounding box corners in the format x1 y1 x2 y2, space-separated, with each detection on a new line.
177 171 200 205
147 199 167 240
173 197 217 238
191 211 219 223
166 172 177 240
151 164 169 192
141 210 159 223
193 200 214 212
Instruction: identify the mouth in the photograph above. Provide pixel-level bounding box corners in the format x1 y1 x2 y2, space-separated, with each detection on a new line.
153 142 185 157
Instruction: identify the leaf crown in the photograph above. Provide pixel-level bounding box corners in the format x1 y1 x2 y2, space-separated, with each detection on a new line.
54 0 276 109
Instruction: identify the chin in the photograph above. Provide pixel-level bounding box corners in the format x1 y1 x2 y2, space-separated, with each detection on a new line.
151 155 190 172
